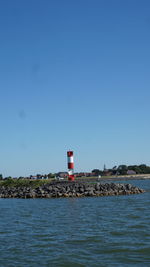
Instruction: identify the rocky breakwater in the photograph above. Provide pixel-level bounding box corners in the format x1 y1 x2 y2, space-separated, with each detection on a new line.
0 181 145 198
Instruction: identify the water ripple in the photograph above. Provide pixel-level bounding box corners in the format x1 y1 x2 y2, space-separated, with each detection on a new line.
0 179 150 266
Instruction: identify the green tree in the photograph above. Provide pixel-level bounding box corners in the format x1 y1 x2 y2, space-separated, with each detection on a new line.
117 165 128 175
0 174 3 180
48 173 55 179
92 169 103 175
139 164 148 174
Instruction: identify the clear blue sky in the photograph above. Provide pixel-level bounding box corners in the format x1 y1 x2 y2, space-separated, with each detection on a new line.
0 0 150 177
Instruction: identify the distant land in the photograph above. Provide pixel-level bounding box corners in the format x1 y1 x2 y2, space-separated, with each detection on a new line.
1 164 150 180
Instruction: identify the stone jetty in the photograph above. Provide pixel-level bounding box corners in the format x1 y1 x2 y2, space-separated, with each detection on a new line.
0 181 145 198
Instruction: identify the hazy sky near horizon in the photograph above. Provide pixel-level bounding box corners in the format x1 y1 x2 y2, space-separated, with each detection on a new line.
0 0 150 177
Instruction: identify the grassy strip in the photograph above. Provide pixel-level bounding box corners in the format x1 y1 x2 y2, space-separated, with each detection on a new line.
0 174 147 188
0 178 53 188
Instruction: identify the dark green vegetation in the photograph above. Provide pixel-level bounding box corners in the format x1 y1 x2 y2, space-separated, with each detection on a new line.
0 178 52 188
92 164 150 176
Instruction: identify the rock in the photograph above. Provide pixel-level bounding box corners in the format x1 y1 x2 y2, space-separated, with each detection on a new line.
63 193 69 197
79 187 85 193
0 181 145 198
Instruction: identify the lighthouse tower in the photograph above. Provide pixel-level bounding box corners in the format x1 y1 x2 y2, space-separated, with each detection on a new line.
67 151 75 181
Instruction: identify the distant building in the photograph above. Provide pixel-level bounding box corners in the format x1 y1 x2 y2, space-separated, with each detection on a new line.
57 172 68 178
75 172 97 177
29 175 48 180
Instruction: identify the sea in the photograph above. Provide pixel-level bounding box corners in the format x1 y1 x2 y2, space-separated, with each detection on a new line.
0 179 150 267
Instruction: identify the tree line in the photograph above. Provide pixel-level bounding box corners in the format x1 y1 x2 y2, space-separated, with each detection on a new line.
1 164 150 179
92 164 150 176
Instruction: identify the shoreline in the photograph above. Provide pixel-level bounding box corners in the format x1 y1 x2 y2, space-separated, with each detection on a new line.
77 174 150 182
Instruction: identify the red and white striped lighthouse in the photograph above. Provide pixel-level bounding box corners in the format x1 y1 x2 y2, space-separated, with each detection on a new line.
67 151 75 181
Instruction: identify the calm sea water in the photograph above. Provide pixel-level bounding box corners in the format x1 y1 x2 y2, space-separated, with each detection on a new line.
0 179 150 267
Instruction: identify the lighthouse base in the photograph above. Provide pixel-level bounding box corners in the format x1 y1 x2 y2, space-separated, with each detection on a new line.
68 175 75 181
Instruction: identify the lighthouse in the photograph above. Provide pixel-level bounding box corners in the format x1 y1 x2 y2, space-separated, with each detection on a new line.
67 151 75 181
